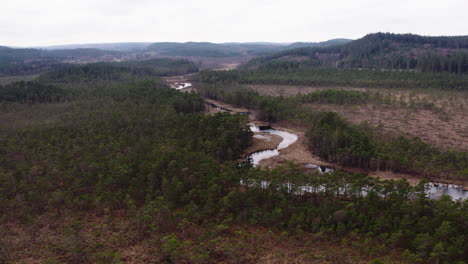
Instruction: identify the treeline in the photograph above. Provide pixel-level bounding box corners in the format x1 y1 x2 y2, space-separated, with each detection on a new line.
308 112 467 178
245 33 468 74
0 46 122 63
39 59 198 83
0 47 199 77
146 42 245 57
0 59 200 105
199 68 468 90
107 58 198 75
0 46 125 76
145 40 355 58
0 59 65 76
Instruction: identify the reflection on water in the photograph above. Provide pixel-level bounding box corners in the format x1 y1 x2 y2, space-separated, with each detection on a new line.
248 125 298 166
426 183 467 200
305 163 335 174
247 125 467 200
173 82 192 90
193 98 468 201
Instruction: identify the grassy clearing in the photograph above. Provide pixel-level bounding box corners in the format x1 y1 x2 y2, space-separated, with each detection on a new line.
247 84 468 151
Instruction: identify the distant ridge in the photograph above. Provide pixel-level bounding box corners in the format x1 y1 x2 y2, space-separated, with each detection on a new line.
244 32 468 74
34 42 153 51
144 39 353 58
288 38 353 48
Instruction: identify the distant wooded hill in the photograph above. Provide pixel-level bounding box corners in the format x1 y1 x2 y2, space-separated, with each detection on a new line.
144 39 353 57
0 46 126 76
244 33 468 74
0 39 352 75
0 46 123 63
4 33 468 76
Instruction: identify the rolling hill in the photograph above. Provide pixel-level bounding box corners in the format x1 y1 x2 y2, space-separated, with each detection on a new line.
144 40 353 58
244 33 468 74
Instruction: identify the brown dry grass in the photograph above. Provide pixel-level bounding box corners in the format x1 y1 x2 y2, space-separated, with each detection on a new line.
0 211 404 264
162 73 197 85
257 127 332 169
306 104 467 152
248 84 468 152
247 84 368 96
245 133 283 155
0 74 39 85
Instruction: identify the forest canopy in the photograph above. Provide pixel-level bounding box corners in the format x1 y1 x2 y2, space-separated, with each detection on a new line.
245 33 468 74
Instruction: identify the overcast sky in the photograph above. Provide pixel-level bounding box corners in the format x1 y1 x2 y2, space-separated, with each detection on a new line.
2 0 467 47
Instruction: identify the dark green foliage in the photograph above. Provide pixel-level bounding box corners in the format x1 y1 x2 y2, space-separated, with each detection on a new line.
146 42 244 57
39 59 198 83
1 55 467 263
0 46 45 64
46 48 123 58
108 58 198 76
0 59 65 76
0 46 122 63
307 112 468 178
0 81 69 103
199 68 468 90
245 32 468 74
287 38 353 49
0 46 123 76
37 63 145 82
308 112 375 168
232 168 468 263
0 83 251 215
144 40 353 58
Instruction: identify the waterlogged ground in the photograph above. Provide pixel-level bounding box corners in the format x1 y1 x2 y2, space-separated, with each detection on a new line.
170 82 468 198
246 123 467 200
247 84 468 151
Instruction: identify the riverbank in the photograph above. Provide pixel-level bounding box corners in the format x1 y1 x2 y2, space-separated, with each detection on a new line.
203 98 468 190
164 75 467 190
244 133 283 156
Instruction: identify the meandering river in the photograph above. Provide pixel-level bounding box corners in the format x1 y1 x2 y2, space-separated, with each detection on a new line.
247 124 467 200
248 125 298 166
172 82 468 200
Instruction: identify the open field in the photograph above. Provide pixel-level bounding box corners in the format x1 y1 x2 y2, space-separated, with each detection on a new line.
0 75 39 85
247 84 468 151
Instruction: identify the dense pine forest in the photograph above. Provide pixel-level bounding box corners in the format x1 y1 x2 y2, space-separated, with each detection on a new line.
1 33 468 263
200 67 468 90
245 33 468 74
0 56 466 263
38 59 198 83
